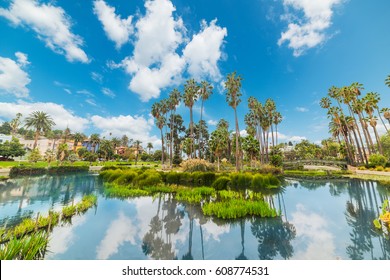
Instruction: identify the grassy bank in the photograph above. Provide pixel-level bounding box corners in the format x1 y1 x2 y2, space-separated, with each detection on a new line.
283 169 349 179
9 165 89 178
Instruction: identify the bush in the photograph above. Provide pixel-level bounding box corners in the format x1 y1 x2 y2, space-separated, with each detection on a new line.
9 166 46 178
369 154 387 168
376 166 385 172
211 176 231 190
229 173 252 191
134 170 162 187
256 164 282 175
180 159 215 172
114 171 138 185
270 154 283 167
47 166 88 175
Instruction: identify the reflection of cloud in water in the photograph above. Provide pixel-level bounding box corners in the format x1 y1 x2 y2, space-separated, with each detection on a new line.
197 220 230 242
291 204 336 259
96 211 136 259
48 215 87 257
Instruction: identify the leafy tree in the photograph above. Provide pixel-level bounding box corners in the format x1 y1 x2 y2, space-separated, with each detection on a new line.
77 147 88 159
68 153 78 164
44 149 56 165
28 148 42 163
24 111 55 149
0 122 12 135
0 137 26 159
380 132 390 159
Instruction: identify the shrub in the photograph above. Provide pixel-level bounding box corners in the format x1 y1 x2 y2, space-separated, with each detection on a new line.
180 159 215 172
211 176 230 190
256 164 282 175
9 166 46 178
369 154 387 168
134 170 162 187
270 154 283 167
376 166 385 172
114 171 138 185
47 166 88 175
229 173 252 191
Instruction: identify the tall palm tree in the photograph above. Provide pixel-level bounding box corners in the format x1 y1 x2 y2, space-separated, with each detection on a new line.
90 133 100 153
121 134 129 147
183 79 199 158
363 93 383 154
380 108 390 126
10 113 22 136
273 111 283 146
73 132 85 152
152 102 166 166
198 81 213 159
225 72 243 171
147 142 153 155
24 111 55 149
168 89 181 168
111 137 121 149
62 126 71 143
134 140 142 165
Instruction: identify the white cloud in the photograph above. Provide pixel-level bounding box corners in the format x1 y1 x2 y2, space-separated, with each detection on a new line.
291 204 337 259
240 129 248 137
277 132 307 143
96 212 136 260
0 52 31 98
296 106 309 112
102 87 115 98
207 119 218 126
91 114 160 147
183 19 227 81
0 0 89 63
85 99 98 107
64 88 72 94
93 0 133 49
278 0 342 56
118 0 186 102
77 89 95 97
0 101 89 132
115 0 227 102
91 72 103 83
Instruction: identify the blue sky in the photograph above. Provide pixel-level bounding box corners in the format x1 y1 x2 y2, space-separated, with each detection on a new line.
0 0 389 147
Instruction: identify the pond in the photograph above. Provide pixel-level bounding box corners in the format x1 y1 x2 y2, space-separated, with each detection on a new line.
0 174 389 260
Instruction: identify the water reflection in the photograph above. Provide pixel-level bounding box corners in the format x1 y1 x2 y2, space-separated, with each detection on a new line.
1 175 389 260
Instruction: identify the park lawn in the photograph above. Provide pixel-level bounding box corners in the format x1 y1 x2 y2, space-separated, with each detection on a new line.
343 173 390 183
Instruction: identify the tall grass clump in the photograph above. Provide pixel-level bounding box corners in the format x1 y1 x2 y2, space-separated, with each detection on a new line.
180 159 215 172
133 170 162 187
202 199 277 219
175 187 216 204
0 231 48 260
211 176 230 190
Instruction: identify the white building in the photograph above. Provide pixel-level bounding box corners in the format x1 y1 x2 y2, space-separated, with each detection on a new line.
19 137 74 156
0 134 12 144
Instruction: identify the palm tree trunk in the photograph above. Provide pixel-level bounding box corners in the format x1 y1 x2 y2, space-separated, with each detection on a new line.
377 108 389 133
372 125 384 154
347 104 368 164
199 99 204 159
190 107 194 159
271 124 275 148
350 127 365 165
160 128 165 166
234 107 240 171
358 113 373 155
33 130 39 149
170 113 173 169
276 124 278 146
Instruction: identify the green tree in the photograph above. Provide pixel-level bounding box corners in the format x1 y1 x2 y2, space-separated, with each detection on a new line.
134 140 142 165
0 122 12 135
225 72 243 171
0 137 26 159
380 132 390 159
151 102 166 166
147 142 153 155
90 133 100 153
72 132 85 152
28 148 42 163
24 111 55 149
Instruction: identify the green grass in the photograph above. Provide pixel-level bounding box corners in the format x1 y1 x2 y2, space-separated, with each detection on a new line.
202 199 278 219
0 231 48 260
343 173 390 183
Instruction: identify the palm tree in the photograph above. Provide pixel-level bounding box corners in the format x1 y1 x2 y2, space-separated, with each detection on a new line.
363 93 383 154
147 142 153 155
10 113 22 136
385 75 390 88
152 102 166 166
73 132 85 152
209 125 229 171
62 126 71 143
121 134 129 147
134 140 142 165
198 81 213 159
90 133 100 153
168 89 181 168
183 79 199 158
380 108 390 126
225 72 243 171
273 112 283 146
24 111 55 149
111 137 121 149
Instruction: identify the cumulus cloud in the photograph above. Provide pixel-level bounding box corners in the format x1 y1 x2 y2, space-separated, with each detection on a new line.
0 52 31 98
277 132 307 143
0 0 89 63
278 0 342 56
0 101 89 132
93 0 133 49
183 19 227 81
114 0 227 102
91 114 160 147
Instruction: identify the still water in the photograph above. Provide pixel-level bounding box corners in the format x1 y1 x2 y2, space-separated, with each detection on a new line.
0 174 389 260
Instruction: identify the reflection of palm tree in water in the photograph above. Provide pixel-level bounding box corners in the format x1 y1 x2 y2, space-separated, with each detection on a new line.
182 204 196 260
235 219 248 260
142 194 184 260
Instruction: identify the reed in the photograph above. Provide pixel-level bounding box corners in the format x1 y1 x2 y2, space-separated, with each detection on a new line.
0 231 48 260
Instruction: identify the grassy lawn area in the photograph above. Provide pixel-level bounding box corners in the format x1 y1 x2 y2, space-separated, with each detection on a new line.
343 173 390 183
